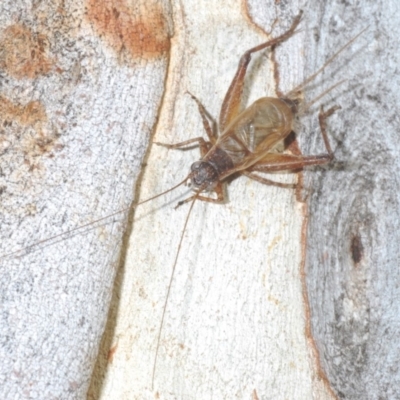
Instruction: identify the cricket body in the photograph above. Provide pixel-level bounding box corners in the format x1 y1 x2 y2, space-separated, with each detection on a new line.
150 10 365 389
159 10 339 207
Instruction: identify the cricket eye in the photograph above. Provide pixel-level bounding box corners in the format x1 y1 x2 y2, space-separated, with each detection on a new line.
191 161 202 171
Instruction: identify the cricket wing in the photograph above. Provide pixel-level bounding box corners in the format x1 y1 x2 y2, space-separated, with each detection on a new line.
215 97 294 176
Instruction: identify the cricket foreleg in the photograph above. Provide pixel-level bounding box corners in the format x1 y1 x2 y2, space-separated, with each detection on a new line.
175 181 226 208
187 92 218 144
155 137 212 157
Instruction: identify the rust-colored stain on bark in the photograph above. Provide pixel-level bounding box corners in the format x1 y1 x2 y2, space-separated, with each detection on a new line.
86 0 170 62
0 97 47 127
0 24 53 79
0 96 60 160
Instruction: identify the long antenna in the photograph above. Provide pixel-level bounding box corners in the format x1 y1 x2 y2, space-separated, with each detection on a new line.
138 175 190 206
299 79 346 114
0 175 190 260
285 27 367 99
151 188 200 390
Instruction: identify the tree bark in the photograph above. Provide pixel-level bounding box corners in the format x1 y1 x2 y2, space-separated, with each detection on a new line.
304 2 400 400
1 0 396 399
91 0 387 399
0 0 171 398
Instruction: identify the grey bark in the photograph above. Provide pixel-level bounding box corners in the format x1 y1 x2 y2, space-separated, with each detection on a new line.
304 2 400 399
0 0 171 398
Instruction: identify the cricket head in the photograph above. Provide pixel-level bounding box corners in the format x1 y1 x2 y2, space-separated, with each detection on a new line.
189 160 218 191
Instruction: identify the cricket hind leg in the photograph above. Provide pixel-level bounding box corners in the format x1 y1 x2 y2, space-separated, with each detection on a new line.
242 171 296 189
248 104 340 173
317 105 340 158
218 11 303 132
